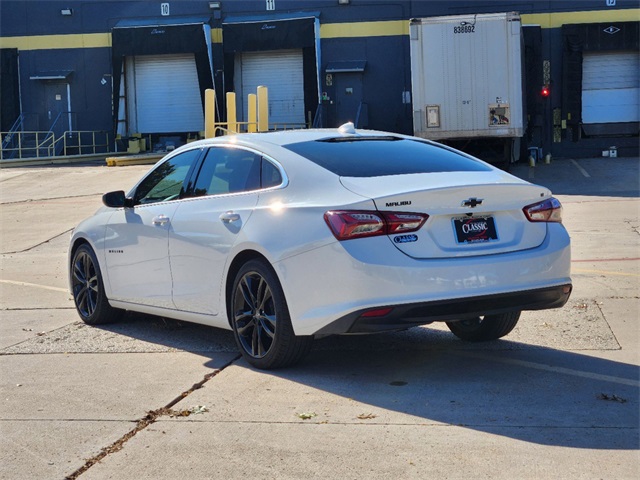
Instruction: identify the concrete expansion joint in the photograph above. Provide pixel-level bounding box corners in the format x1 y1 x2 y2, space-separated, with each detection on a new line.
0 193 101 206
1 228 73 255
64 354 240 480
592 299 622 350
1 307 74 311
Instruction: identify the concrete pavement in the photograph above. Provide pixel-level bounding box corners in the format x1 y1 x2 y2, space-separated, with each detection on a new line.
0 157 638 479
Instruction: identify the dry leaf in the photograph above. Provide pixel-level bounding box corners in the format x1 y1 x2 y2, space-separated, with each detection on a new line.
357 413 377 420
296 412 317 420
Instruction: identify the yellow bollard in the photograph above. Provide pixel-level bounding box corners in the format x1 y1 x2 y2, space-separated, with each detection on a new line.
226 92 237 133
528 155 536 168
248 93 257 133
257 85 269 132
544 153 551 164
204 89 216 139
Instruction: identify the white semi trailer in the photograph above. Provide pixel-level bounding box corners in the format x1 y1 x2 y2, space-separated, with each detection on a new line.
410 12 526 164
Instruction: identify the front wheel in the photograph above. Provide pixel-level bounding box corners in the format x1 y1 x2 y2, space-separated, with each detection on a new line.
230 260 313 369
446 311 521 342
70 244 123 325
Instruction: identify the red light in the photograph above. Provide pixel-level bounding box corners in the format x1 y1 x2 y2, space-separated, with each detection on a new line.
523 197 563 223
360 307 394 318
383 212 428 234
324 211 385 240
541 85 550 98
324 210 428 241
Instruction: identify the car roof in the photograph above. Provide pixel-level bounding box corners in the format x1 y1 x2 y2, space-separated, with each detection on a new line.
182 125 410 150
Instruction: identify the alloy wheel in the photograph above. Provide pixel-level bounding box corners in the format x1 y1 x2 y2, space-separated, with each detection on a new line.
233 271 277 358
72 250 99 319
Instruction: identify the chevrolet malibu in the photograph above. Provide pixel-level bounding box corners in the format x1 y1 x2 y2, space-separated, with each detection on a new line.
69 124 572 369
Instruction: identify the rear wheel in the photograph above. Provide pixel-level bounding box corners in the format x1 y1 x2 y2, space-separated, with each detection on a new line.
70 244 123 325
230 260 313 369
446 311 521 342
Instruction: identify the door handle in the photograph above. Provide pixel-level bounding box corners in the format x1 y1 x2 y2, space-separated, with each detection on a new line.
152 215 170 226
219 211 240 223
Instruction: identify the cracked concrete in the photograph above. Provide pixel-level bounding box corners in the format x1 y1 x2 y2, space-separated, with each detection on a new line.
65 358 239 480
624 219 640 236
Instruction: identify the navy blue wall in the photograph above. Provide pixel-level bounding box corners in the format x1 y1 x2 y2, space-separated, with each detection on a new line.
1 0 637 157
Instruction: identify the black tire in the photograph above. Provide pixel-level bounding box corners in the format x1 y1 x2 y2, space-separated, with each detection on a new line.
70 244 123 325
446 311 521 342
230 259 313 369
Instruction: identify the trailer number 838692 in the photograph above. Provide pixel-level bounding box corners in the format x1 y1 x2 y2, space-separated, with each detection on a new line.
453 25 476 34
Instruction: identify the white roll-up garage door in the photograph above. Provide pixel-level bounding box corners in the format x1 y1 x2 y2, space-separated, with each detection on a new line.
237 49 305 127
582 51 639 124
133 54 204 133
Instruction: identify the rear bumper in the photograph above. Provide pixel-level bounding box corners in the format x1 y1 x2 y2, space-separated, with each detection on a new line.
316 283 572 335
276 222 571 336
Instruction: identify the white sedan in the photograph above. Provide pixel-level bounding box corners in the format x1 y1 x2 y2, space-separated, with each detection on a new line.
69 125 572 369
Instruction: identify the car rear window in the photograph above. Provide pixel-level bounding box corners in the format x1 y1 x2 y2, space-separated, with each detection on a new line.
283 137 491 177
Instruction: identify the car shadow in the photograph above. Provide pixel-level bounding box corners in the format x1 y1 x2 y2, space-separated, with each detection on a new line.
98 314 638 451
255 332 639 450
94 311 238 353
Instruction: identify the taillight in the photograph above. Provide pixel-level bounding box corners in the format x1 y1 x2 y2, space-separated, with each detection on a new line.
523 197 563 223
384 212 428 234
324 211 384 240
324 210 428 241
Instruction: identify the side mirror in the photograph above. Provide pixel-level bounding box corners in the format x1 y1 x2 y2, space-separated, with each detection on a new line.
102 190 134 208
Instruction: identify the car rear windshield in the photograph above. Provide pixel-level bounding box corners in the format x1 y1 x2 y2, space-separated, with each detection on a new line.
283 137 492 177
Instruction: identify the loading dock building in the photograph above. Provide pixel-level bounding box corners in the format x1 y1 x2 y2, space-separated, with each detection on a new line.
1 0 638 159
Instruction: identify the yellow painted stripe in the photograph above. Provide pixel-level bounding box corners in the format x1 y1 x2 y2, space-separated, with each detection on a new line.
1 8 637 51
0 33 111 50
455 351 639 388
0 279 68 293
321 9 640 38
212 27 223 44
573 268 640 278
521 8 640 28
321 20 409 38
0 29 223 50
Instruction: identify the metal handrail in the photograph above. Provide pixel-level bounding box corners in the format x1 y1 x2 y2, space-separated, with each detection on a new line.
1 114 25 150
47 111 64 138
312 105 323 128
0 131 52 160
355 102 363 128
61 130 111 155
7 114 24 133
1 129 112 160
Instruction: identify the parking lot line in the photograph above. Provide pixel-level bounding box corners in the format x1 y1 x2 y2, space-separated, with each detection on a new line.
572 268 639 277
454 351 640 387
570 159 591 177
572 257 640 263
0 279 68 293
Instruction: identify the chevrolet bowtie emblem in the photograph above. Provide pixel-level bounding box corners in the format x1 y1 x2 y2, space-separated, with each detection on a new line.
462 198 483 208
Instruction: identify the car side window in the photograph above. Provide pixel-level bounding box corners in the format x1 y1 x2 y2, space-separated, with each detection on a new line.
134 149 201 205
193 147 261 196
262 159 283 188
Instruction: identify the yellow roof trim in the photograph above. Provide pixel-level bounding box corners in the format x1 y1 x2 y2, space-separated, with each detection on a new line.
321 20 409 38
0 9 637 51
521 9 639 28
0 32 111 50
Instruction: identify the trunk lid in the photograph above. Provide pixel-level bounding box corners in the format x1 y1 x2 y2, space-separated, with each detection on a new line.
340 171 552 259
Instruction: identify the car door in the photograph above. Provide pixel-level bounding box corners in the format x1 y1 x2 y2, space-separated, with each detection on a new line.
103 148 202 308
170 146 272 316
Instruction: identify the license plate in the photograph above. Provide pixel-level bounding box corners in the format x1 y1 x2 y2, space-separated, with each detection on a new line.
453 216 498 244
